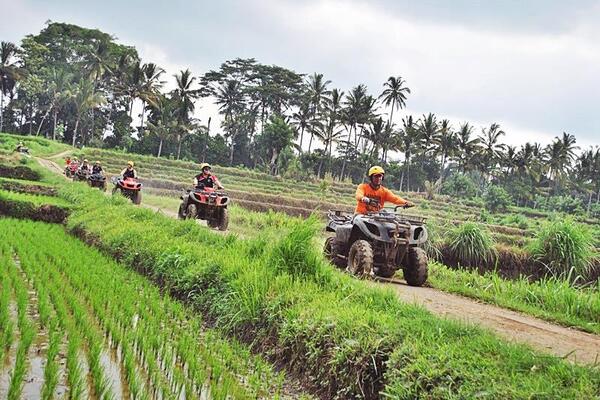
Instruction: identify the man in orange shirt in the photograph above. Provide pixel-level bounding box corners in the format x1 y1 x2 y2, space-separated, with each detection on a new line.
355 166 414 214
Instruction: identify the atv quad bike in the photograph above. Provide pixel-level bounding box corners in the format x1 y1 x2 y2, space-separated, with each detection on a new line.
324 205 429 286
111 176 142 205
72 169 89 182
65 162 78 178
178 185 229 231
88 173 107 191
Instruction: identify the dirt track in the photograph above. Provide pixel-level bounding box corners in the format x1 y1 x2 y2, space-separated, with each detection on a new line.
36 155 600 366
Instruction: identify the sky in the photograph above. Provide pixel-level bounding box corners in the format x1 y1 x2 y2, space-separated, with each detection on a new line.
1 0 599 150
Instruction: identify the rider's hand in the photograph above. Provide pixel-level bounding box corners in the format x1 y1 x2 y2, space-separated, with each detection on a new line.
361 196 371 204
404 201 415 208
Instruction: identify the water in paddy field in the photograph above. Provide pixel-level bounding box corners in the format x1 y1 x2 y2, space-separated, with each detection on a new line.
0 300 18 398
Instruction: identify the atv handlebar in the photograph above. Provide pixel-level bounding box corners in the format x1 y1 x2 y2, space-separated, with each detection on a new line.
394 203 415 211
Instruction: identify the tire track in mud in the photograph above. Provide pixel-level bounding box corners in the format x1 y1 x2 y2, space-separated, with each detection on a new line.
36 155 600 366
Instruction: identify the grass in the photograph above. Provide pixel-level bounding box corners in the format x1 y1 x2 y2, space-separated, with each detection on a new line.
528 218 598 278
1 218 289 399
56 182 600 399
0 132 70 156
446 222 497 267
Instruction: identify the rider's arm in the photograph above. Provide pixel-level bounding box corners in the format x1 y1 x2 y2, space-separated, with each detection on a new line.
120 168 127 177
382 187 408 206
355 184 366 202
133 169 138 179
213 176 224 189
193 177 199 187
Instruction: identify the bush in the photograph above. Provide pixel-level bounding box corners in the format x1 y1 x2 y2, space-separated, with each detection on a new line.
500 214 530 230
528 218 597 278
483 185 512 213
441 173 478 198
447 222 496 267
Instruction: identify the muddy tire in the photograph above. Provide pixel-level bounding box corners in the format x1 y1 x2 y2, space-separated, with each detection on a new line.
324 237 345 269
376 264 397 278
347 240 374 278
217 208 229 231
186 204 198 220
112 186 119 196
177 203 186 220
132 190 142 205
403 247 428 286
102 181 107 192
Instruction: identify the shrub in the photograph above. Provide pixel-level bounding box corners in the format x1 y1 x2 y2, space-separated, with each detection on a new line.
528 218 597 278
483 185 512 213
500 214 530 230
447 222 496 267
441 173 478 198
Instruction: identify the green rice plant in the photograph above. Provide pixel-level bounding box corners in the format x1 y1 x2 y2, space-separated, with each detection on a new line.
446 222 496 267
500 213 530 230
7 320 35 400
528 218 598 278
41 325 61 400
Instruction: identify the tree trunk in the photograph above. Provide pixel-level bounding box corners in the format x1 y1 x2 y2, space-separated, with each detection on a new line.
177 138 182 160
0 91 4 133
405 151 411 192
157 138 163 157
36 107 52 136
269 148 279 175
229 133 236 165
52 110 58 141
139 101 146 134
72 117 80 147
298 126 305 154
308 131 314 154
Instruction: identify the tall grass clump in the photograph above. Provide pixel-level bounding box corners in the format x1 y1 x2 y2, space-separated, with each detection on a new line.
447 222 496 267
528 218 597 279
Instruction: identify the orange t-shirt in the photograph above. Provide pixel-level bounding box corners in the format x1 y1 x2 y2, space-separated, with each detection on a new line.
355 183 408 214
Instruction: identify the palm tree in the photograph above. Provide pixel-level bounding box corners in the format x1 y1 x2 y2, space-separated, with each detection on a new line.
306 73 331 153
479 123 506 177
215 80 245 164
69 79 106 147
146 96 179 157
315 88 344 177
340 84 368 179
292 99 311 153
36 68 72 138
0 41 21 133
399 115 419 191
139 63 164 132
418 113 439 155
434 119 455 179
455 122 480 172
172 69 199 123
379 76 410 130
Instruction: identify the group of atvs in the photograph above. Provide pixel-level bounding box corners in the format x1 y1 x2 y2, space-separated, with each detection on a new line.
63 161 429 286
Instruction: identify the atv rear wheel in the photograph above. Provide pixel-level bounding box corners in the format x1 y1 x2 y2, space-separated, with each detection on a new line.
112 186 119 196
177 203 186 220
403 247 428 286
347 240 374 278
324 237 345 269
186 204 198 219
217 208 229 231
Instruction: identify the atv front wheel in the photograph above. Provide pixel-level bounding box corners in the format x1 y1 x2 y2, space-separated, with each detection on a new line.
132 191 142 205
324 237 345 269
177 203 186 220
186 204 198 219
403 247 428 286
217 208 229 231
112 186 119 196
347 240 374 278
375 264 397 278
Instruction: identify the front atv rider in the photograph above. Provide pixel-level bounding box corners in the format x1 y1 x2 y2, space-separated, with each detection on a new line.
355 166 414 214
193 163 224 190
120 161 138 179
92 161 103 175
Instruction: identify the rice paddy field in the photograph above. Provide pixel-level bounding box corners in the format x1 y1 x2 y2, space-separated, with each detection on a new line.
0 133 599 399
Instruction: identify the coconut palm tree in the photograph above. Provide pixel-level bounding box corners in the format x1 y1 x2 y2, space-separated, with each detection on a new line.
418 113 439 155
379 76 410 129
0 41 22 132
146 96 179 157
340 84 368 179
292 99 311 153
455 122 480 172
69 79 106 146
479 123 506 177
172 69 200 124
315 88 344 177
399 115 419 191
215 79 245 164
434 119 456 179
305 73 331 153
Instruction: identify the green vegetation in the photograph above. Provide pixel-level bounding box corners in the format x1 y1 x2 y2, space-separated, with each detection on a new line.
529 218 598 278
0 219 290 399
56 182 599 398
446 222 496 267
0 133 69 156
484 184 512 213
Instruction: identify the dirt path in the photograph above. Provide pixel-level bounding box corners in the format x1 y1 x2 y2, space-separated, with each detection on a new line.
379 280 600 365
35 156 600 366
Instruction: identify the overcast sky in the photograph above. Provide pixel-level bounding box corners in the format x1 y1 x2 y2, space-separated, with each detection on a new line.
2 0 599 149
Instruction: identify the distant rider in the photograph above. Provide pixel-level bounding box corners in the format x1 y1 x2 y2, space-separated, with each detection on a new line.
194 163 224 190
79 159 91 174
92 161 103 175
355 166 414 214
121 161 138 179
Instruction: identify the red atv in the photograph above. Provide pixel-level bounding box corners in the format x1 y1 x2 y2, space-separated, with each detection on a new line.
72 168 89 182
65 162 79 178
111 177 142 205
178 186 229 230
